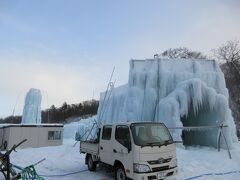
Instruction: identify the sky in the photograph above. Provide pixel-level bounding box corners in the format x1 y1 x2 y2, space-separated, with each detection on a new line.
0 0 240 118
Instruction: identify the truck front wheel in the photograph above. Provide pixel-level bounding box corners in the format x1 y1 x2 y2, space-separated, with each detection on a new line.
115 165 126 180
87 155 96 171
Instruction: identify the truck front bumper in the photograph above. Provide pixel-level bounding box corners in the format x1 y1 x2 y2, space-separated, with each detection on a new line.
133 167 177 180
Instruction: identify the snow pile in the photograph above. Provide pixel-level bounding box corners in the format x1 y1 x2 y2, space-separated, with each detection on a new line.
97 59 238 148
21 88 42 124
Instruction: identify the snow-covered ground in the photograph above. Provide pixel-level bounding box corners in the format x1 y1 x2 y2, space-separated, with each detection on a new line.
1 138 240 180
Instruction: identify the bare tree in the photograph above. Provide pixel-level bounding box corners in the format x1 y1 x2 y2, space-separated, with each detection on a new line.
213 40 240 64
160 47 207 59
213 39 240 124
213 40 240 77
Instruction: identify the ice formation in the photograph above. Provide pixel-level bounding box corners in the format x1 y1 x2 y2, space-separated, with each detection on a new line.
97 59 238 148
21 88 42 124
64 117 97 140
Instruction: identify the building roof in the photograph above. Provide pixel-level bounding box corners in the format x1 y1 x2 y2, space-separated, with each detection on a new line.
0 123 64 129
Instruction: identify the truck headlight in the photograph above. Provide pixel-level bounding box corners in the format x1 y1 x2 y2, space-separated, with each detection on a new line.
133 163 151 173
169 158 177 168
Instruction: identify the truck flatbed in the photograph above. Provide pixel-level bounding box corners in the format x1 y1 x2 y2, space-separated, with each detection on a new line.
80 141 99 155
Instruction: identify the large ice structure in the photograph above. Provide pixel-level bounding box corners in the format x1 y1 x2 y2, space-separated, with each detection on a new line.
97 59 238 148
21 88 42 124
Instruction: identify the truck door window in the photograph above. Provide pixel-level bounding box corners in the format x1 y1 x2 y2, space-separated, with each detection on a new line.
115 126 131 148
102 125 112 140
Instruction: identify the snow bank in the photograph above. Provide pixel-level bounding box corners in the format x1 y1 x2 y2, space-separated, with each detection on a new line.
97 59 238 148
21 88 42 124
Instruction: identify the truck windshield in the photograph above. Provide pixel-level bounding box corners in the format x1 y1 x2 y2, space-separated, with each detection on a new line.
130 123 173 147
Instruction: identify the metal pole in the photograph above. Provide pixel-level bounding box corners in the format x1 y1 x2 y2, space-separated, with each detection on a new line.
86 123 96 140
153 58 160 121
169 124 232 159
217 127 222 152
221 129 232 159
99 80 116 123
98 66 115 124
6 154 10 180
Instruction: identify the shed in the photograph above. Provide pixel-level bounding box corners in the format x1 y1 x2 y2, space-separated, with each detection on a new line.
0 124 63 150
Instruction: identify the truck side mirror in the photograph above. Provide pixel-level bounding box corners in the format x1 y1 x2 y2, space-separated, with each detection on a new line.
97 128 101 143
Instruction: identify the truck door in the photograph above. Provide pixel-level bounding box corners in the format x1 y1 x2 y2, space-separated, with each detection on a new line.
113 125 133 177
99 125 113 165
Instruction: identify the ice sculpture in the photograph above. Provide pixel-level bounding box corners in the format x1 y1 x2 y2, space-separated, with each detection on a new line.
64 117 97 141
97 59 238 148
21 88 42 124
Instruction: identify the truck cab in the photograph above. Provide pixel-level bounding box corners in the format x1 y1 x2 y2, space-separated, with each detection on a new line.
80 122 178 180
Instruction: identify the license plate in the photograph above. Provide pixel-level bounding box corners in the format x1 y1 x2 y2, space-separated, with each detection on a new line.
157 172 165 179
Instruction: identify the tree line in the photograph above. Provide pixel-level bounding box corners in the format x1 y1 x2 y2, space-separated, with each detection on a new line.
0 100 99 124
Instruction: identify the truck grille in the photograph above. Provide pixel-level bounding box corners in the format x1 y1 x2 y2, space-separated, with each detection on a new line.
148 158 171 165
152 166 169 172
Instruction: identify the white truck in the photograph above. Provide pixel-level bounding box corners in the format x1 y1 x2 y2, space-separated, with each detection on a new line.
80 122 178 180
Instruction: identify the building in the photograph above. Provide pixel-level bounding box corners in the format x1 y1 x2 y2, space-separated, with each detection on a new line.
0 124 63 150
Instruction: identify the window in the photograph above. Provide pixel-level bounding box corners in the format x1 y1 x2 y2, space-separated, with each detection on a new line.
48 131 62 140
102 125 112 140
115 126 131 148
131 123 173 146
151 126 171 141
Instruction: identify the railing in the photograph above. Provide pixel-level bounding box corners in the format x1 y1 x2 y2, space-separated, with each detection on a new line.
168 124 232 159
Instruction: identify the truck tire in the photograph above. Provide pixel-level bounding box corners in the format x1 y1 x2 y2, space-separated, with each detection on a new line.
115 165 126 180
87 155 96 171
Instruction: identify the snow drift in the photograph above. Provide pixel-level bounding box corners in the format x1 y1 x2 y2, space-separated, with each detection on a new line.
97 59 238 148
21 88 42 124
